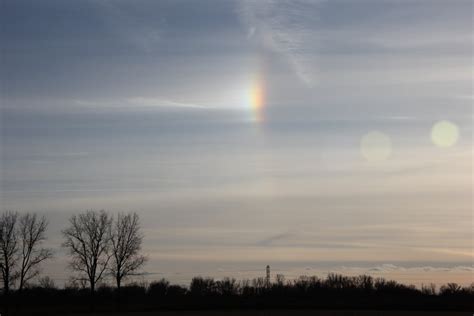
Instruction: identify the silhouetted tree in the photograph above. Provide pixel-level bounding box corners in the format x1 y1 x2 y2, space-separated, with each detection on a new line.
110 212 146 290
166 284 187 297
18 213 53 291
62 210 112 295
190 277 216 296
275 274 286 286
38 276 56 289
252 277 266 295
216 277 238 296
466 283 474 294
421 283 436 295
148 278 170 297
326 273 352 289
440 282 462 295
0 211 19 294
355 274 374 291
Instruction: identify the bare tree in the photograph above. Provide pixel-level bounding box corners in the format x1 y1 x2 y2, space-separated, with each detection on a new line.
110 212 146 290
18 213 53 291
62 210 112 294
0 211 19 294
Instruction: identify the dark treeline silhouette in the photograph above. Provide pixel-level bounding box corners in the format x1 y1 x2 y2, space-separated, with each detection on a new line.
1 210 473 314
1 274 473 315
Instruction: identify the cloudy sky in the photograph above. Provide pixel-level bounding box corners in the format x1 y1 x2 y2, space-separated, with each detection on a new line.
1 0 472 286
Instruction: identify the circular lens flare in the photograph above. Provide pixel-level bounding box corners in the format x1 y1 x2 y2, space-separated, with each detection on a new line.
431 120 459 147
360 131 392 162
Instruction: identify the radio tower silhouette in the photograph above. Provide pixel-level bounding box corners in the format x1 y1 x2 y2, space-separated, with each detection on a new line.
265 265 270 287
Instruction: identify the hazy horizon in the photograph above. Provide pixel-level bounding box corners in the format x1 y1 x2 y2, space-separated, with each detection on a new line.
1 0 472 287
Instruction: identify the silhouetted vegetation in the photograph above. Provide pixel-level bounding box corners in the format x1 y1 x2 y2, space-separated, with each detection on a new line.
62 210 113 296
61 210 147 298
110 212 147 291
18 213 53 292
0 211 52 295
1 274 472 315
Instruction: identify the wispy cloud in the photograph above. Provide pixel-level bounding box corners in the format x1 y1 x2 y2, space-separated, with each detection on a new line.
71 97 210 110
127 97 208 109
239 0 324 86
256 232 295 247
362 264 474 274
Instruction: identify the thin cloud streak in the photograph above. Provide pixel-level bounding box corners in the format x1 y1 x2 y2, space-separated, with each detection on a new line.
71 97 212 110
127 97 210 109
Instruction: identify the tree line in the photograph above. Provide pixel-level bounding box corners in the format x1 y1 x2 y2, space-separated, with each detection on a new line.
2 273 473 314
0 210 146 295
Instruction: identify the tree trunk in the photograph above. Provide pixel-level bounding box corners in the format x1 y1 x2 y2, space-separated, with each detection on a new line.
19 275 25 292
117 274 121 291
89 280 96 312
4 267 10 295
116 274 122 312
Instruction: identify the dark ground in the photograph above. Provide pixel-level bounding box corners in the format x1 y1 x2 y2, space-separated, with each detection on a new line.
71 310 471 316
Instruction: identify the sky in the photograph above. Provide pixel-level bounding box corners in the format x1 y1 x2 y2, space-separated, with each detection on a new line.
0 0 473 287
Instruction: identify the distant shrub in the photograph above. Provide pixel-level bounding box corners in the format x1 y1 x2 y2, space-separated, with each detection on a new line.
190 277 217 296
440 283 462 295
148 278 170 297
421 283 437 295
38 276 57 290
216 277 238 296
166 284 187 297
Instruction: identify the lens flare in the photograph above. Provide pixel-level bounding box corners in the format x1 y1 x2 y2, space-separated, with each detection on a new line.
360 131 392 162
431 120 459 147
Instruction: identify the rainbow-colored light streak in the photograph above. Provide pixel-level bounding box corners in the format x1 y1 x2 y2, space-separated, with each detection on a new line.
249 73 266 123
